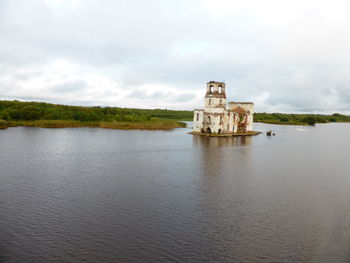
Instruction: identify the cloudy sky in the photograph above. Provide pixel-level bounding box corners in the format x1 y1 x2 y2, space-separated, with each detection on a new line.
1 0 350 113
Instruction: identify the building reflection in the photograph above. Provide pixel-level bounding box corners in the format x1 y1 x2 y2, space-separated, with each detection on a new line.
191 134 253 180
191 135 255 259
192 135 252 148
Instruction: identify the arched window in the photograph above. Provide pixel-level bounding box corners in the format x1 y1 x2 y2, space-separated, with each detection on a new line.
196 113 199 121
218 86 222 93
209 85 214 93
208 99 211 105
220 116 223 124
219 99 222 105
208 116 211 123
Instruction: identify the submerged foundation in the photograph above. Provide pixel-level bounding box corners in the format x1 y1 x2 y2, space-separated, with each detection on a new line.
189 131 261 137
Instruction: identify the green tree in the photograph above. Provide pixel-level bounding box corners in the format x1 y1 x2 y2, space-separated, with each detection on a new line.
21 106 41 120
8 109 21 120
280 116 289 122
303 116 316 125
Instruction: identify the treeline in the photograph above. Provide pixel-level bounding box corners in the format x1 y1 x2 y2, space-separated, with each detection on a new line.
1 100 350 129
254 112 350 125
0 100 193 123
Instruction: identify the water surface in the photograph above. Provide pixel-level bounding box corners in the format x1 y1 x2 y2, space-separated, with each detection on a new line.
1 123 350 262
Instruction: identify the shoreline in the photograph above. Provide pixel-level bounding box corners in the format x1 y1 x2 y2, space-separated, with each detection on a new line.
255 120 350 126
255 121 309 126
1 120 187 131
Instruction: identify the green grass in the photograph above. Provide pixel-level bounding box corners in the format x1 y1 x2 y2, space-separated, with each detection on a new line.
254 113 350 125
0 100 191 130
0 119 8 129
100 119 186 130
7 119 186 130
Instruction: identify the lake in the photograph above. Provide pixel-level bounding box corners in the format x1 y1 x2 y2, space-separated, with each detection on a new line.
1 123 350 262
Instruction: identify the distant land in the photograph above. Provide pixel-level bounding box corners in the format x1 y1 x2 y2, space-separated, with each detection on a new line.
0 100 190 130
0 100 350 130
254 112 350 125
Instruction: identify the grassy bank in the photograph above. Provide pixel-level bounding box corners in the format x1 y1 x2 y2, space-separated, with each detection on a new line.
6 119 186 130
0 100 191 130
254 113 350 125
0 119 7 129
2 100 350 129
99 119 186 130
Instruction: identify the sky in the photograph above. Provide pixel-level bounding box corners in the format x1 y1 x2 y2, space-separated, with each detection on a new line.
1 0 350 113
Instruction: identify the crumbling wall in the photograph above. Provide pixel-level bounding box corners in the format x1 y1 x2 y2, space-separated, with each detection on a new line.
228 102 254 131
193 109 204 132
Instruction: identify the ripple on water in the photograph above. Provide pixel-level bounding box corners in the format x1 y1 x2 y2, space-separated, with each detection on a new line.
1 125 350 262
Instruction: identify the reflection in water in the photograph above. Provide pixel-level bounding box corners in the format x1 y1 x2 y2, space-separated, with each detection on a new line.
192 135 252 148
1 124 350 262
192 134 256 261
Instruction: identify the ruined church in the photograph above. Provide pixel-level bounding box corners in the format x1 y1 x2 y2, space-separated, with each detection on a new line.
193 81 254 134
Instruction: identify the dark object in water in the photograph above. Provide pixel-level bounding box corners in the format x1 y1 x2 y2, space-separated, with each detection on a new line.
266 131 272 136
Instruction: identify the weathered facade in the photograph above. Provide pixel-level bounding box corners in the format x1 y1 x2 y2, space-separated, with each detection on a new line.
193 81 254 134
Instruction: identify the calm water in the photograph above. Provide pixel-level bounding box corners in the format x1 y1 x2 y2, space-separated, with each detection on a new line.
1 123 350 262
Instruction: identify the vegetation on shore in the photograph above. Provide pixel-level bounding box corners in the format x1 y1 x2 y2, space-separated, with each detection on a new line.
254 112 350 125
0 119 7 129
5 119 186 130
0 100 191 130
1 100 350 130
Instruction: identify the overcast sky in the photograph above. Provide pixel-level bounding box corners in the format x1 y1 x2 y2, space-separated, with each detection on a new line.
1 0 350 113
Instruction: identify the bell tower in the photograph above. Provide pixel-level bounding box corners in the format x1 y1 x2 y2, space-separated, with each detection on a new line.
205 81 226 108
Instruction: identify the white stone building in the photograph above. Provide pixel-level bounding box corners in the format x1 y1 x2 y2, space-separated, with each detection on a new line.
193 81 254 134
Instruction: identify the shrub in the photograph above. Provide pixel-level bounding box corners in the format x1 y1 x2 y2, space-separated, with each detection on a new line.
303 116 316 125
280 117 289 122
0 119 8 129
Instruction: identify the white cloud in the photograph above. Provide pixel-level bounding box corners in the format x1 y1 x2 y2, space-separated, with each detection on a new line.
0 0 350 113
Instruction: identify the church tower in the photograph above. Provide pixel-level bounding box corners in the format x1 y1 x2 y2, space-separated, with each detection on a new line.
205 81 226 109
